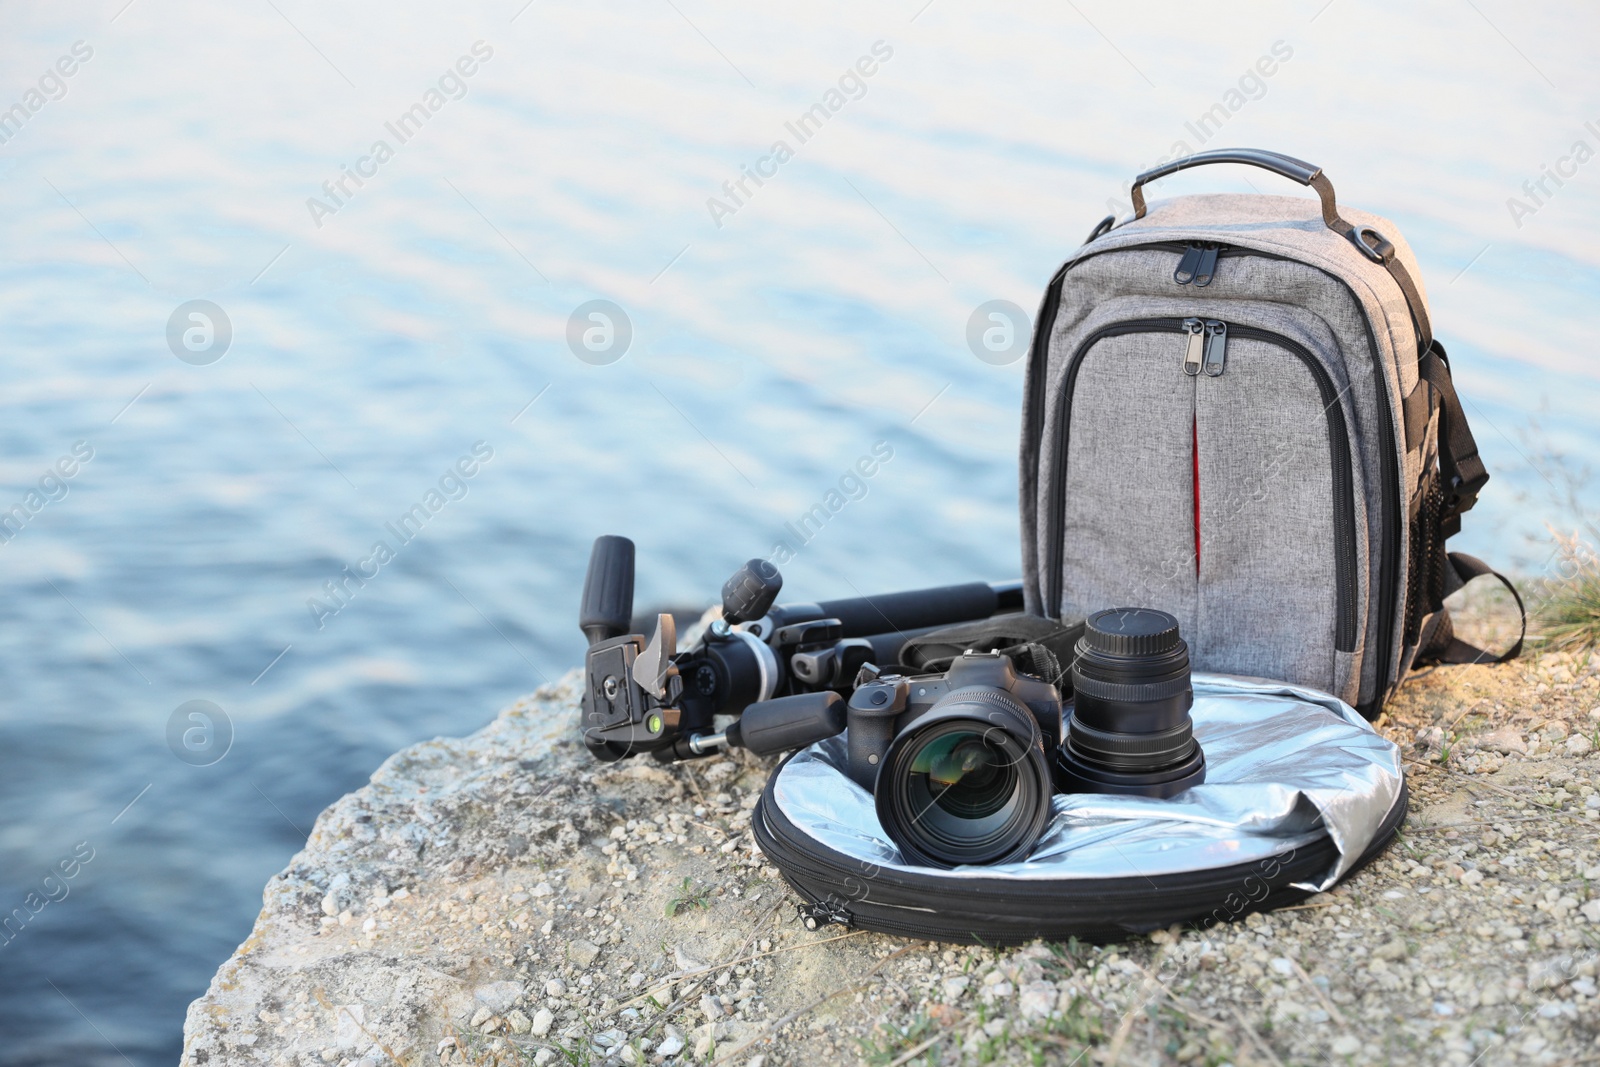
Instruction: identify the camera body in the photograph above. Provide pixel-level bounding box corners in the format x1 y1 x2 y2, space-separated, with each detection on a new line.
841 652 1063 868
842 652 1062 790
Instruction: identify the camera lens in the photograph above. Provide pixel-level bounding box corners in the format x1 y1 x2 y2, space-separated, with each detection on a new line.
1055 607 1205 798
912 732 1014 819
877 693 1054 868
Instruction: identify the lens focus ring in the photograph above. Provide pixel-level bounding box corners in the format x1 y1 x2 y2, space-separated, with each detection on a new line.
1069 671 1193 704
1065 716 1194 764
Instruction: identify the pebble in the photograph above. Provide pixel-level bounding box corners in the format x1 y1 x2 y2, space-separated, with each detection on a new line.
1269 957 1294 975
473 981 525 1014
567 939 602 967
655 1027 686 1057
505 1009 532 1035
1375 940 1409 961
1480 727 1528 755
530 1009 554 1037
545 978 567 997
1567 734 1594 756
592 1028 626 1050
942 975 970 999
1018 980 1056 1017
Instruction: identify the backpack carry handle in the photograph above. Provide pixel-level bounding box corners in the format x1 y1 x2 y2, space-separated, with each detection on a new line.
1130 149 1338 226
1128 148 1434 353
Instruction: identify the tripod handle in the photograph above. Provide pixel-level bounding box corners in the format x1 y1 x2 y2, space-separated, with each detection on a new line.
580 535 636 645
725 691 845 756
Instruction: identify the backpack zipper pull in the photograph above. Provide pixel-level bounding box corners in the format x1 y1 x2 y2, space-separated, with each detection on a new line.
1202 319 1228 376
1182 317 1205 375
1173 244 1203 285
1193 244 1221 287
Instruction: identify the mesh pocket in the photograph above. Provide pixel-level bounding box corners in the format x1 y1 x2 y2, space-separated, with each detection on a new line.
1403 469 1447 649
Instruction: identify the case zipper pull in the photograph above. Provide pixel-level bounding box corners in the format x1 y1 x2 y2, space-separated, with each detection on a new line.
1173 244 1203 285
798 898 854 930
1182 317 1205 375
1193 244 1221 287
1202 319 1228 376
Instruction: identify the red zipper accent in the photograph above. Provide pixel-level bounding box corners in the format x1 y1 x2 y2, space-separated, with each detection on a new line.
1192 415 1201 575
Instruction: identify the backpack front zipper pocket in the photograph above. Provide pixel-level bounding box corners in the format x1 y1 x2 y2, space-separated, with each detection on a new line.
1044 318 1359 669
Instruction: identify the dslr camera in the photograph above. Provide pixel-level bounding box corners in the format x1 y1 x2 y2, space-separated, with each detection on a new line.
839 652 1061 868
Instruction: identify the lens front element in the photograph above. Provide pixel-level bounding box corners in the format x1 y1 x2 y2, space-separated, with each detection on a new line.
911 728 1018 821
878 695 1053 868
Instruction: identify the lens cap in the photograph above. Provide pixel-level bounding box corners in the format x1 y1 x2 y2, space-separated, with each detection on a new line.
1082 607 1182 658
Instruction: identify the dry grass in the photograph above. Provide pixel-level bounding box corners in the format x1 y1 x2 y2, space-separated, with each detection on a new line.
1536 530 1600 652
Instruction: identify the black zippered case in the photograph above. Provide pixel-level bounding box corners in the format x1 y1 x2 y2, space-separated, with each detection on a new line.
751 675 1408 944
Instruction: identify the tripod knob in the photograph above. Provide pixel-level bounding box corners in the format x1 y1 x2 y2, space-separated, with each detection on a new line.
720 559 782 624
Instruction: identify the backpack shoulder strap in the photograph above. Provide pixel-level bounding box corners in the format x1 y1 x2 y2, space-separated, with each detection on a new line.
1419 552 1527 666
1409 341 1525 668
1417 342 1490 536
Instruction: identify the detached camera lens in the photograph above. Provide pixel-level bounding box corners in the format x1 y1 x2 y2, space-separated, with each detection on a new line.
877 694 1053 868
1055 607 1205 798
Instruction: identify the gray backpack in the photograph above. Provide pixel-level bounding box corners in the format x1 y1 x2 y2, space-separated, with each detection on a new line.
1019 149 1523 717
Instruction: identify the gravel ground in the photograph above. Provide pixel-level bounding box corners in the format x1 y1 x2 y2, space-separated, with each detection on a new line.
183 595 1600 1067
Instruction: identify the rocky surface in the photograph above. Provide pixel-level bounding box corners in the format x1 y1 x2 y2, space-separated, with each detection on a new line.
185 598 1600 1067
